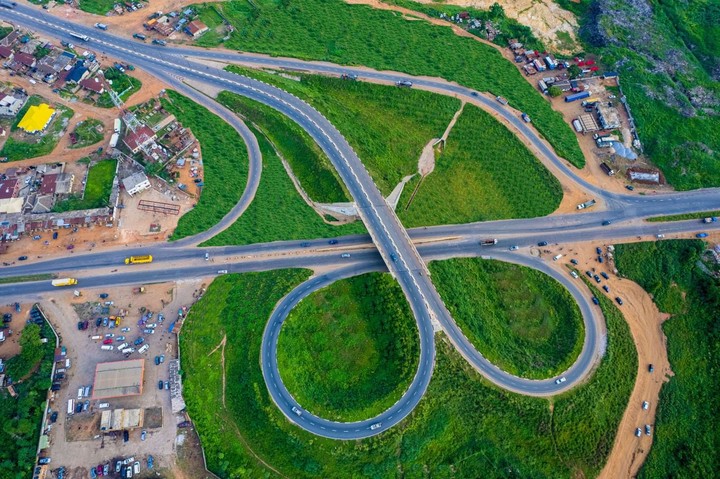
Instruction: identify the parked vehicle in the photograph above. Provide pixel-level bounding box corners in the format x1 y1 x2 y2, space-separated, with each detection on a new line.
495 96 509 105
158 380 164 390
635 427 642 437
178 421 191 428
141 430 146 441
696 232 708 238
94 23 108 30
395 80 413 87
603 285 610 293
152 39 166 46
132 33 146 40
642 401 649 410
576 199 596 210
521 112 531 123
648 364 654 373
138 344 149 354
615 297 624 306
133 337 144 346
537 241 548 247
565 91 590 102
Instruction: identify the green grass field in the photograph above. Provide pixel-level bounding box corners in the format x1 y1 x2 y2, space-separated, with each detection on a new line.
277 272 419 421
398 104 563 227
1 96 74 161
53 159 116 212
180 265 634 478
203 102 366 245
216 89 349 204
614 240 720 478
429 258 583 378
226 66 461 196
161 91 250 240
195 0 583 168
78 0 116 15
69 118 104 149
0 318 56 479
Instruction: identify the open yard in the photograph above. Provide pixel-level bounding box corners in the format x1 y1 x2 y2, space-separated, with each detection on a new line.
69 118 104 149
197 0 584 167
277 272 419 421
96 68 142 108
614 240 720 478
53 158 116 212
179 265 634 478
1 95 74 161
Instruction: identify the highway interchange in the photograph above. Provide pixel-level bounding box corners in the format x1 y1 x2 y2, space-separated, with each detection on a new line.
1 3 720 439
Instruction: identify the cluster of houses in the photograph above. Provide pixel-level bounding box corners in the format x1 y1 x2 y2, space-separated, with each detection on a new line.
143 9 209 38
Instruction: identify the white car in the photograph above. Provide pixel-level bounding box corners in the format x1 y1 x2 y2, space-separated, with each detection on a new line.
138 344 149 354
555 377 567 385
570 271 579 279
341 253 351 258
370 423 382 430
642 401 649 410
217 270 228 274
146 323 157 329
553 254 563 261
133 461 140 474
291 406 302 416
118 343 128 350
509 245 519 251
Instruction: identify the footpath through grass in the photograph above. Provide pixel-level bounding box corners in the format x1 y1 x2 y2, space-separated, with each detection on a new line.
399 105 562 226
198 0 583 168
0 318 55 478
430 258 583 379
161 90 249 240
277 273 419 421
204 92 365 246
614 240 720 478
180 266 634 478
53 159 116 212
227 66 460 196
1 96 74 161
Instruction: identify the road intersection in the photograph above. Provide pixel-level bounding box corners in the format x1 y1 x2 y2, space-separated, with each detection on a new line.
1 4 719 439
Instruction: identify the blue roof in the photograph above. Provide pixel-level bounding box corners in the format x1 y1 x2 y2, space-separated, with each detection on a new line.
61 51 76 59
604 71 618 77
66 63 87 83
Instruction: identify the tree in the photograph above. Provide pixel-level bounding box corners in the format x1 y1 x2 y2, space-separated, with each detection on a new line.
568 64 582 79
489 2 505 19
548 86 562 97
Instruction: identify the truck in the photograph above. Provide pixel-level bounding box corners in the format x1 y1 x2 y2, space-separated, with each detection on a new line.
94 23 108 30
495 96 509 105
600 162 616 176
576 199 597 210
395 80 413 88
521 113 531 123
109 133 119 148
125 255 153 264
52 278 78 287
0 1 17 8
132 287 146 294
581 98 599 106
132 33 147 41
69 32 90 42
113 118 121 133
67 399 75 416
481 239 498 246
564 91 591 103
702 217 717 224
572 119 583 132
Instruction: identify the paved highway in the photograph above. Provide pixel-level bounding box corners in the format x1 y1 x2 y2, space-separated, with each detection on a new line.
1 4 720 439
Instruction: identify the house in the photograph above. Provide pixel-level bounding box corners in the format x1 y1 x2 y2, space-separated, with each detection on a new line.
0 30 20 47
66 62 89 84
31 62 58 83
185 20 209 38
122 172 150 196
0 178 18 199
79 76 105 94
10 51 36 71
17 103 56 134
0 45 13 60
0 93 27 117
122 125 157 154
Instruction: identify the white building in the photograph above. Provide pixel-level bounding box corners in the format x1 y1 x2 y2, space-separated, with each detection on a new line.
122 172 151 196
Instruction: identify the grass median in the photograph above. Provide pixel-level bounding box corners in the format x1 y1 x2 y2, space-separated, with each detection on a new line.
276 272 419 421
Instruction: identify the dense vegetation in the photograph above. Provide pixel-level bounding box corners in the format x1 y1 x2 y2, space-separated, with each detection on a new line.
1 96 74 161
204 98 366 245
53 159 117 212
69 118 104 149
399 104 562 226
567 0 720 189
277 273 419 421
0 320 55 478
161 90 249 240
194 0 584 167
430 258 583 378
78 0 117 15
615 240 720 477
226 66 461 196
180 266 634 478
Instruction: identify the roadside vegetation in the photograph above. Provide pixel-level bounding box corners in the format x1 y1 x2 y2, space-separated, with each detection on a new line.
96 68 142 108
1 96 74 161
430 258 583 379
53 159 116 212
180 265 634 478
0 273 54 284
563 0 720 189
226 66 460 195
217 89 349 204
0 319 56 478
399 105 562 226
646 210 720 222
78 0 116 15
614 240 720 477
69 118 104 149
277 273 419 421
203 106 366 246
196 0 584 167
161 91 249 240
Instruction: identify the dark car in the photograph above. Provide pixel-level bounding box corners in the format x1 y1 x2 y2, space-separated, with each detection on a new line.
158 380 164 390
615 297 624 306
52 231 58 240
51 383 61 391
470 91 479 97
50 411 58 423
134 337 144 346
538 241 548 247
390 253 398 262
602 220 611 226
596 247 602 255
626 185 634 191
75 403 83 414
602 285 610 293
328 239 338 245
594 275 601 283
300 242 310 247
177 421 191 428
99 293 109 299
38 457 51 465
591 296 599 305
598 256 604 263
18 255 28 261
570 259 578 265
95 318 102 327
648 364 654 373
123 430 129 442
586 271 593 278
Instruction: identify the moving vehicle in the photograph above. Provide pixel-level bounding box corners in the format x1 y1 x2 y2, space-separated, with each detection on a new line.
0 1 18 9
601 220 612 226
495 96 509 105
124 255 152 264
555 376 566 384
69 32 90 42
291 406 302 416
132 33 146 40
576 199 596 210
217 269 228 274
52 278 77 287
521 112 531 123
395 80 413 87
370 423 382 430
328 240 338 245
509 245 519 251
94 23 108 30
481 239 498 246
703 217 717 223
341 253 351 258
152 39 166 46
537 241 548 247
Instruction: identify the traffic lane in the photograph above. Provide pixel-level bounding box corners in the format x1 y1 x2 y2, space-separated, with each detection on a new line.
261 264 436 439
